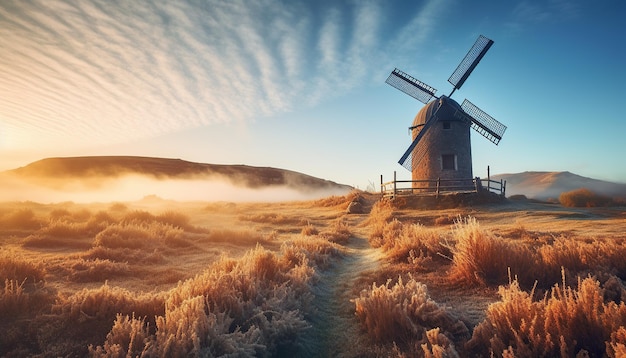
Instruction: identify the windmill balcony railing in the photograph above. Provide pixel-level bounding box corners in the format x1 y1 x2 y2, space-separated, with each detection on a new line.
380 173 506 198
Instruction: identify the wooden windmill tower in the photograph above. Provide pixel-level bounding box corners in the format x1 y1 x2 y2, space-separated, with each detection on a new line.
386 35 507 190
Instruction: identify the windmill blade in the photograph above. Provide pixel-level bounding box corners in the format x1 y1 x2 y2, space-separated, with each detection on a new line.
399 123 435 171
386 68 437 104
448 35 493 93
461 99 507 145
398 101 442 170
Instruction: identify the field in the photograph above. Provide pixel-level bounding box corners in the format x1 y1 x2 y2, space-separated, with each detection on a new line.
1 191 626 357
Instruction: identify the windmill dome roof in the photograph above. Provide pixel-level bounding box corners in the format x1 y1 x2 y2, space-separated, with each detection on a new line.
412 96 463 127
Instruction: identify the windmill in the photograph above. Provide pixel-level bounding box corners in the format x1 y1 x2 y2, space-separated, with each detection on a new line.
386 35 507 190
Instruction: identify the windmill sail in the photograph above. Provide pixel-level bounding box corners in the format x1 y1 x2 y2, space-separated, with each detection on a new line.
460 99 507 145
399 123 435 171
386 68 437 104
448 35 493 93
398 101 442 170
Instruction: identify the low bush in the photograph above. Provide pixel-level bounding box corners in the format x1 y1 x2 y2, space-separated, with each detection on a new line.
467 276 626 357
155 210 192 229
202 228 267 245
66 258 131 282
559 188 613 207
0 208 40 230
90 242 337 357
448 217 535 287
93 222 184 249
82 246 165 265
319 219 352 244
301 223 319 236
0 256 46 285
370 219 444 267
353 275 468 354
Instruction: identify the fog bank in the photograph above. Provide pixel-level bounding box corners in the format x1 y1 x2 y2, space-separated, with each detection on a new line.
0 174 350 203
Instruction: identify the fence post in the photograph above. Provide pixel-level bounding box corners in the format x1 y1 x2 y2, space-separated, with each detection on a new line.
393 171 397 197
436 177 440 198
502 179 506 197
380 175 383 195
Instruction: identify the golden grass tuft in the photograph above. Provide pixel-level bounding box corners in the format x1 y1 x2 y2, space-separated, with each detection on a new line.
467 275 626 357
155 210 191 229
93 222 184 249
53 282 165 322
239 212 300 225
90 243 327 357
0 255 46 284
448 217 535 287
559 188 613 207
353 275 468 354
202 228 268 246
0 208 41 230
82 246 165 265
301 223 319 236
370 219 444 267
319 218 352 244
66 258 131 282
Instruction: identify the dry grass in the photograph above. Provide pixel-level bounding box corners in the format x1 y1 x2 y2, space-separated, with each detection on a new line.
353 275 469 355
0 208 41 230
560 188 614 207
448 217 535 287
89 240 342 357
1 194 625 356
371 219 445 267
467 274 626 357
318 218 352 244
0 255 46 284
447 217 626 289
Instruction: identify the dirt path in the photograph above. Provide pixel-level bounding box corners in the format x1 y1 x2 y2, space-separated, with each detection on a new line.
300 214 381 357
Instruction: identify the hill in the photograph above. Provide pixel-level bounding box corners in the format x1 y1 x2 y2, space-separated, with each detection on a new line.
492 171 626 201
4 156 352 193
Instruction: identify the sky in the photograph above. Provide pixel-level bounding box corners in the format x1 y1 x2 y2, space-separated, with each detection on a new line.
1 0 625 190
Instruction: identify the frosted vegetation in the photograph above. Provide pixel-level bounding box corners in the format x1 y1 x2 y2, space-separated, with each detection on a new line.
1 191 626 356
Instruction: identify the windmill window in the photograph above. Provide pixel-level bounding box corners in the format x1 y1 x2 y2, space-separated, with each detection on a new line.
442 121 451 130
442 154 457 170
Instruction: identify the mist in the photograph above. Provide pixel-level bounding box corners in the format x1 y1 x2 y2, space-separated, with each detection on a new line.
0 174 351 203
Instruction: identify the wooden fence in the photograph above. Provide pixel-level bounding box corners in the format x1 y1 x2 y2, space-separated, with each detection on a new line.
380 171 506 198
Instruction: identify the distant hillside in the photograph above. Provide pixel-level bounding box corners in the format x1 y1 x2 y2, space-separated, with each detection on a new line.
492 171 626 200
5 156 352 193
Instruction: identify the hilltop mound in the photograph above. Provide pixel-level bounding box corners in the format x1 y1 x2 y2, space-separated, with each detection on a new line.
4 156 352 193
493 171 626 201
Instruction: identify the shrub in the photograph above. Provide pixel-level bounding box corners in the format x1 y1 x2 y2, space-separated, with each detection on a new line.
371 219 444 266
155 210 191 229
0 208 40 230
93 222 184 250
91 243 329 357
121 210 155 224
467 275 626 357
66 259 130 282
88 313 153 357
319 219 352 244
353 275 468 354
559 188 613 207
0 256 45 284
301 223 319 236
448 217 535 287
53 282 165 322
202 228 267 245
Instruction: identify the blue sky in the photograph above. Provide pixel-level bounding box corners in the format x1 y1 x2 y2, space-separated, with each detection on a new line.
0 0 625 190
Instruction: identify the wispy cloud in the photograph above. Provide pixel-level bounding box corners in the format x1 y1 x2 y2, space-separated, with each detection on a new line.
0 0 448 149
507 0 581 32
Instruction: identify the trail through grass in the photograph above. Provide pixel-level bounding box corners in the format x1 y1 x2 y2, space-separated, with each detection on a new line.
302 215 381 357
